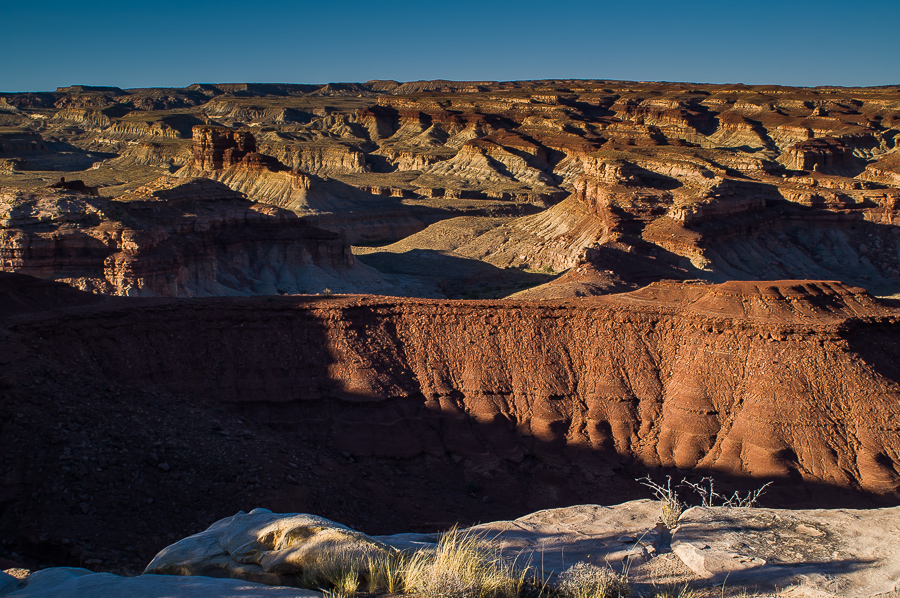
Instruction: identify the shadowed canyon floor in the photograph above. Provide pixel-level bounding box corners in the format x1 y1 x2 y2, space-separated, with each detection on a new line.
2 80 900 591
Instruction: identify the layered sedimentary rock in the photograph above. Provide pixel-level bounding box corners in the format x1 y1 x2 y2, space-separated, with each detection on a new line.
2 274 900 569
2 80 900 576
0 178 392 296
779 136 866 174
46 280 900 493
3 80 900 297
190 125 259 171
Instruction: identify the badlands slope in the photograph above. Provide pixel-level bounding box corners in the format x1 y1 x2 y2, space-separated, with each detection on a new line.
3 80 900 298
2 274 900 572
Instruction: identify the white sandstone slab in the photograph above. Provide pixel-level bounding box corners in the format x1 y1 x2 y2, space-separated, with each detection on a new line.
144 507 391 586
1 567 322 598
672 505 900 597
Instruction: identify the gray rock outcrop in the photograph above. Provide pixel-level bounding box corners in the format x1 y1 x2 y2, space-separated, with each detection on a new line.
464 501 661 576
672 505 900 597
144 508 393 586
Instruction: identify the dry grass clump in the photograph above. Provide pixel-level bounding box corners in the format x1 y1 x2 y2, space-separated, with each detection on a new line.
402 527 534 598
365 550 408 595
297 551 362 598
291 529 536 598
293 530 637 598
327 563 361 598
556 562 630 598
649 583 698 598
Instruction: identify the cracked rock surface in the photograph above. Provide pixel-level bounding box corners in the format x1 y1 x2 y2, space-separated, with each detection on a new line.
673 505 900 597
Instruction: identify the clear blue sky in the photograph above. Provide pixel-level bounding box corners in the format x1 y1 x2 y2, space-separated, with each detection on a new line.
1 0 897 92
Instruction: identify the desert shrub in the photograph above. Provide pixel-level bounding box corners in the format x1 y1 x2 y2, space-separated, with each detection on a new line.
556 562 630 598
637 475 773 529
637 475 683 529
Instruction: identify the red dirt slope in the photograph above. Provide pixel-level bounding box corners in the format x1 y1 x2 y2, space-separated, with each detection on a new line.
2 274 900 571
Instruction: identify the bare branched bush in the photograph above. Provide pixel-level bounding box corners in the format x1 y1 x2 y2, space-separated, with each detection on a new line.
680 477 772 508
637 475 684 529
557 562 631 598
638 475 773 529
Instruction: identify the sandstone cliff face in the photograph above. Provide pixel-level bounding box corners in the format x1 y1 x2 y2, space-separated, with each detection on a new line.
779 136 866 174
191 125 258 171
255 141 368 176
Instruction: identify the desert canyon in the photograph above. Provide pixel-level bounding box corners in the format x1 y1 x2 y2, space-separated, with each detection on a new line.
2 79 900 596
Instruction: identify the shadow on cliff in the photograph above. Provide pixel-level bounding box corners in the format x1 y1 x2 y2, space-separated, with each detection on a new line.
843 320 900 387
694 201 900 297
312 298 900 521
622 195 900 297
23 140 117 171
2 284 899 572
355 249 559 297
298 174 544 245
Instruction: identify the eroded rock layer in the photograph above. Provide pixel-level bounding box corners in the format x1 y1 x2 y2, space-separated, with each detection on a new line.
3 80 900 298
2 274 899 571
3 79 900 578
0 179 397 296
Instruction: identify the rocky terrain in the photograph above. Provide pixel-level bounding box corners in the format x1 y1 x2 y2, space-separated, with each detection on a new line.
3 80 900 298
2 273 900 579
6 501 900 597
1 80 900 589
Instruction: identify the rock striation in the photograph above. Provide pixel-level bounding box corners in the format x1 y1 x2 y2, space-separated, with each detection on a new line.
0 179 393 296
3 273 900 571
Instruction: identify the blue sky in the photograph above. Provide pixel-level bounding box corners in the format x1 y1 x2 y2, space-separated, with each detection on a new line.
1 0 897 92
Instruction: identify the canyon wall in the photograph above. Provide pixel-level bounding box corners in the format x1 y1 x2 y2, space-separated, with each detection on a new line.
11 279 900 501
0 179 395 297
3 275 900 569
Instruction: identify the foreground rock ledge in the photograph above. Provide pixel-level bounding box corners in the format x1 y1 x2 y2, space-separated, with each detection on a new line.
0 568 322 598
6 501 900 597
672 505 900 597
143 508 391 586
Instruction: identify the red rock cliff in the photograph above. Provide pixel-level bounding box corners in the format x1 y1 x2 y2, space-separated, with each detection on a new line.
191 125 258 171
13 280 900 500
